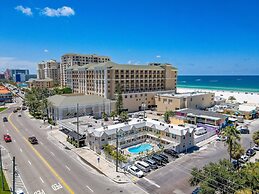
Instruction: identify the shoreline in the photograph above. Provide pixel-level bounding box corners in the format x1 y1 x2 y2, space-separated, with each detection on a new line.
177 87 259 104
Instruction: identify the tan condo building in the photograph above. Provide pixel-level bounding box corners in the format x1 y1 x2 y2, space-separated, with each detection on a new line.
60 53 111 87
155 92 215 113
37 60 60 85
27 78 54 89
66 62 177 112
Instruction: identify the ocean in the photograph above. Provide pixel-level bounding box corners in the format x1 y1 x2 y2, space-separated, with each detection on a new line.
177 75 259 93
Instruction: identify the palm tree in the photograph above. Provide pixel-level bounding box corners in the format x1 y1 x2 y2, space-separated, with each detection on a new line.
231 143 244 167
221 126 241 161
110 111 117 121
252 130 259 145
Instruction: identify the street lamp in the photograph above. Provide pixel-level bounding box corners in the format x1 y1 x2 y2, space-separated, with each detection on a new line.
142 103 146 119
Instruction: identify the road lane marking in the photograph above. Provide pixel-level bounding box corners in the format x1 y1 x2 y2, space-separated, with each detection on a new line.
65 165 71 171
143 177 160 188
20 148 23 152
8 113 75 194
50 151 55 156
86 185 94 192
40 177 44 184
52 182 63 191
28 160 32 165
34 189 45 194
40 141 43 145
13 139 16 142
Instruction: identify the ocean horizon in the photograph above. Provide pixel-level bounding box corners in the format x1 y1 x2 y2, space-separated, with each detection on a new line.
177 75 259 93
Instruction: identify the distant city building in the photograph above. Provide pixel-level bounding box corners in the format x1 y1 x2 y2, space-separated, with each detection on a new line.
155 92 215 113
47 94 114 121
0 85 12 103
0 74 5 80
66 62 177 112
60 53 111 87
27 78 54 89
25 74 37 81
38 60 60 85
4 69 29 82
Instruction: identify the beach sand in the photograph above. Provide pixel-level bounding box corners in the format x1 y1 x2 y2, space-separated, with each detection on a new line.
177 88 259 104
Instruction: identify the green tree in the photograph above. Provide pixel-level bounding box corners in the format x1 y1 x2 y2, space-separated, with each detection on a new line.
119 111 128 122
252 130 259 145
221 126 241 161
164 110 174 123
228 96 236 101
231 143 244 166
102 112 108 121
115 84 123 115
110 111 117 121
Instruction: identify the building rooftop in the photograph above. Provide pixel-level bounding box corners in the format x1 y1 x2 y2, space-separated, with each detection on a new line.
27 78 53 82
62 53 110 58
0 86 11 94
48 94 111 107
67 61 177 71
177 108 227 120
157 92 212 98
238 104 257 112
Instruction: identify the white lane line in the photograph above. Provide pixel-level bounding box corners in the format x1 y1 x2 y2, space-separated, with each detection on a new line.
65 165 71 171
50 151 55 156
13 139 16 142
143 177 160 188
40 141 43 145
40 177 44 184
28 160 32 165
86 185 94 192
20 148 23 152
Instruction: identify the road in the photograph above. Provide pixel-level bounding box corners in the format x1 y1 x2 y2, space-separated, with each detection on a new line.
0 101 145 194
137 120 259 194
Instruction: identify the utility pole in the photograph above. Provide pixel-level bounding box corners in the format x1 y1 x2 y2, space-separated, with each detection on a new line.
12 157 15 194
116 129 119 172
0 148 4 191
77 103 79 148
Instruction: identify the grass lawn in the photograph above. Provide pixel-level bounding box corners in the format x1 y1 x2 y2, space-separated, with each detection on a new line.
0 108 7 113
0 170 11 194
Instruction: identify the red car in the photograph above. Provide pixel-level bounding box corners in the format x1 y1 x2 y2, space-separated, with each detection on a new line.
4 134 12 142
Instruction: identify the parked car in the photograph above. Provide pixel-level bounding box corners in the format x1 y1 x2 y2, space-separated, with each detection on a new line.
192 187 201 194
246 148 256 157
17 107 21 110
3 117 8 122
153 154 169 163
239 155 249 163
16 188 24 194
195 127 207 136
127 165 144 178
18 113 22 117
144 159 158 169
28 136 38 144
13 109 18 113
135 161 151 173
164 149 179 158
232 160 240 169
252 144 259 151
3 134 12 142
240 128 250 134
151 155 164 166
158 153 169 163
22 106 27 110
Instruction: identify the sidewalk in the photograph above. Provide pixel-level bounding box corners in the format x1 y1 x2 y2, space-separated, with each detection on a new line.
195 135 218 148
49 130 133 184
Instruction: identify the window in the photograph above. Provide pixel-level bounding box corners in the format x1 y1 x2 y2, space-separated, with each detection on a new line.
125 95 127 98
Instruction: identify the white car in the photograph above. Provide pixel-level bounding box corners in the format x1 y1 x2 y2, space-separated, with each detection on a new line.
239 155 249 163
252 144 259 151
16 188 24 194
127 165 144 178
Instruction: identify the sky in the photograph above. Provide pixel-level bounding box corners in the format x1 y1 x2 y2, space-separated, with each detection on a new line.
0 0 259 75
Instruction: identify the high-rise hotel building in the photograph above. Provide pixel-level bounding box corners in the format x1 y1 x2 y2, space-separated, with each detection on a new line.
66 62 177 112
60 54 111 87
37 60 60 84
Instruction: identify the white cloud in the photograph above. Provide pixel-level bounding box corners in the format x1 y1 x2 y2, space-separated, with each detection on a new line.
41 6 75 17
0 57 36 73
128 60 132 64
15 5 33 16
44 49 49 53
156 55 161 58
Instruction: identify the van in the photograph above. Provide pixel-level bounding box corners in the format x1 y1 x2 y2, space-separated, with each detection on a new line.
195 127 207 136
151 155 164 165
135 161 151 173
144 159 158 169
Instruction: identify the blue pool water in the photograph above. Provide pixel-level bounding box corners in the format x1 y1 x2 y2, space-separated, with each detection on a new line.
128 143 152 154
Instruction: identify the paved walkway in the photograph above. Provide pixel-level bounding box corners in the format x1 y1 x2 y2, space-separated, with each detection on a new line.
196 134 218 148
49 130 133 184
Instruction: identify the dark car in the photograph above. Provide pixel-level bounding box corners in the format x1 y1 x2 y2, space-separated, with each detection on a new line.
151 155 164 166
144 159 158 169
192 187 201 194
22 106 27 110
28 136 38 144
158 153 169 163
164 149 179 158
246 148 256 157
13 109 18 113
17 107 21 110
240 128 249 134
153 154 169 163
232 160 240 169
3 117 8 122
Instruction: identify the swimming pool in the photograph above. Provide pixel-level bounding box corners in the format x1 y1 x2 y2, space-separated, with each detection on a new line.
128 143 152 154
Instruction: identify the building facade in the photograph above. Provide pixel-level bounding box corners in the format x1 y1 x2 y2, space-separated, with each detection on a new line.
5 69 29 82
66 62 177 112
155 92 215 113
0 85 12 103
60 53 111 87
27 78 54 89
37 60 60 85
86 118 194 153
